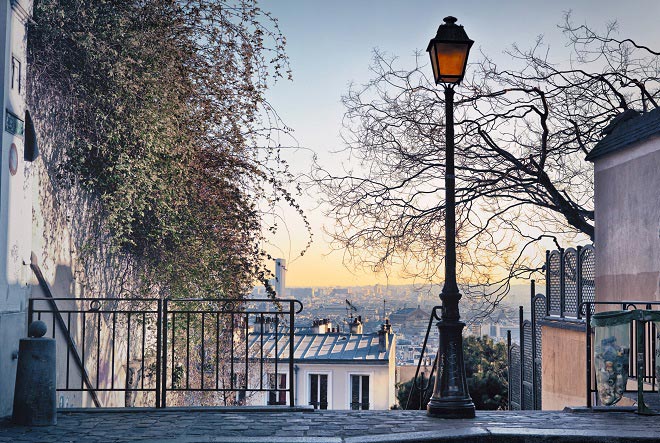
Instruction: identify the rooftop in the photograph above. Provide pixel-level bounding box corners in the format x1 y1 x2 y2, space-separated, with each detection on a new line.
2 408 659 442
586 107 660 162
249 331 394 361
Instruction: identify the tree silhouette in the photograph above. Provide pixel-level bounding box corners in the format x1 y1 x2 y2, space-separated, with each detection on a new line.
314 14 660 314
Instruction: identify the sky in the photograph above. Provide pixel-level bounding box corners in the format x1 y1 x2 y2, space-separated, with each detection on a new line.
258 0 660 287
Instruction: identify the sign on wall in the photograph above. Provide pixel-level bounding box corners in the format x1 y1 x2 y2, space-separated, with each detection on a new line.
5 110 24 136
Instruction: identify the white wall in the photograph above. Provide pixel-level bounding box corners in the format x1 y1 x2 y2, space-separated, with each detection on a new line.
593 135 660 303
0 0 33 418
255 359 396 410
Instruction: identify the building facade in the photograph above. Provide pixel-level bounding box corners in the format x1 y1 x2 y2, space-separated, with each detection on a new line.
541 108 660 410
0 0 35 418
249 320 397 410
587 108 660 303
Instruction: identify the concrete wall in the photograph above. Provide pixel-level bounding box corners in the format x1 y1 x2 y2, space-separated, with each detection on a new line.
593 135 660 303
541 323 586 410
22 0 146 410
0 0 143 415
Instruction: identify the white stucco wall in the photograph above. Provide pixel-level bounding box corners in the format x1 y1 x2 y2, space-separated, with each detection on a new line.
0 0 33 419
252 336 397 410
299 363 393 410
593 135 660 303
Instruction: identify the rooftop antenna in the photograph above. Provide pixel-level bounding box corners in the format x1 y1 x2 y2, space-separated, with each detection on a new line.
345 299 358 330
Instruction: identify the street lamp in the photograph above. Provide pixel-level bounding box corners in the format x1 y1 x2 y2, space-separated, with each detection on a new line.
426 16 476 419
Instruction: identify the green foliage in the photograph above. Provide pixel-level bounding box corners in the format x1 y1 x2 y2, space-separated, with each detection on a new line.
397 335 508 410
463 335 508 410
28 0 307 297
396 372 434 410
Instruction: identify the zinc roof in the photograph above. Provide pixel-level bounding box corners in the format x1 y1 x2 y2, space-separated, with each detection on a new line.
248 331 393 362
586 107 660 162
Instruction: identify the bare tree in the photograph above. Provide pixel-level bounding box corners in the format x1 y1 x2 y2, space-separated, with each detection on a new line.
314 15 660 315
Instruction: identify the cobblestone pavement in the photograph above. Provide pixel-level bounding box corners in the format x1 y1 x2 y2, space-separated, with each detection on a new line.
2 408 660 442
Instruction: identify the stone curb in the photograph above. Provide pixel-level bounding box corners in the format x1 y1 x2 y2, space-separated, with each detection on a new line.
57 405 315 414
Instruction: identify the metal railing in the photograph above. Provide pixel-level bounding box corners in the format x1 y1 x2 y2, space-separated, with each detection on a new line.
405 306 442 410
28 297 303 408
161 298 302 407
546 245 595 319
507 280 545 411
582 301 659 409
29 298 162 407
507 244 595 410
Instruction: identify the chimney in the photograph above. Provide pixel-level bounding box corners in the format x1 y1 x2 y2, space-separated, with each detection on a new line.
274 258 287 297
601 109 640 136
312 318 332 334
378 320 390 352
349 315 363 334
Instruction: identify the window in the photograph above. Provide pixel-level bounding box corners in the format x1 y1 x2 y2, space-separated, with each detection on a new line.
11 56 21 93
233 373 246 404
268 373 287 405
350 375 369 410
309 374 329 409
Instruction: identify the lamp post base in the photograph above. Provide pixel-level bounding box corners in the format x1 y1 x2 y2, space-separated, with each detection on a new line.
426 319 475 419
427 397 476 418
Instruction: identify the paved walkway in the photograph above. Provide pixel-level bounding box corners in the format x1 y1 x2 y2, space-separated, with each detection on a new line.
1 408 660 442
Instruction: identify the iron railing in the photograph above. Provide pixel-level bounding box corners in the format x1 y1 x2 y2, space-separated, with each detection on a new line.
507 281 545 411
29 297 162 407
508 244 595 410
28 297 303 408
582 301 659 409
404 306 442 410
161 298 302 407
546 245 595 319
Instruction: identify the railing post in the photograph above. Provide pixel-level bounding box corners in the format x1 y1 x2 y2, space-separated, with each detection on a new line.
576 246 583 319
530 280 537 410
545 250 550 317
155 299 162 408
28 298 34 326
519 306 524 409
586 302 592 408
289 301 295 407
161 298 168 408
559 248 566 318
507 329 512 410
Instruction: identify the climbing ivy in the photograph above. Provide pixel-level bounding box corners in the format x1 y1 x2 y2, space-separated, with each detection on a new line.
28 0 308 298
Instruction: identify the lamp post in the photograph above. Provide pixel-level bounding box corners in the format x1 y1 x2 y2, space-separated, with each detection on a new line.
426 16 476 419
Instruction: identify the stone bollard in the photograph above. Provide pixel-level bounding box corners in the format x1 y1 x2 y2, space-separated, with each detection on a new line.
12 320 57 426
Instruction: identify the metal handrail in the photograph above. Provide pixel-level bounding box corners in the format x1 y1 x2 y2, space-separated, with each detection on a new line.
405 305 442 410
29 263 102 407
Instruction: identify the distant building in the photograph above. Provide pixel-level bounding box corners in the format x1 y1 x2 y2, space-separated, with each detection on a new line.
274 258 286 297
329 288 350 297
289 287 314 300
248 318 396 410
389 306 428 338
